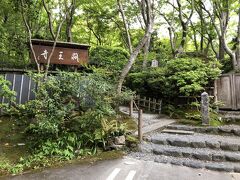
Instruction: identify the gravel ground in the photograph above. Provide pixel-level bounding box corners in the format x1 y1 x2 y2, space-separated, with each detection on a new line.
119 106 168 127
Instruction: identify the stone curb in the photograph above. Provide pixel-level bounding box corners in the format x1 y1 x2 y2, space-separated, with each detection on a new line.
152 144 240 163
167 124 240 136
151 136 240 152
154 155 240 173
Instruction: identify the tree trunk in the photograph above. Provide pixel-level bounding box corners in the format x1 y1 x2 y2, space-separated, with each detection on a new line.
117 0 154 93
219 36 225 61
175 24 188 56
117 27 152 94
66 0 75 42
142 36 151 68
167 27 176 57
236 2 240 68
190 21 198 52
117 0 132 53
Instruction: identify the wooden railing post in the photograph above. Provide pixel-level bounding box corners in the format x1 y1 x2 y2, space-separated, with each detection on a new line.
129 98 133 117
138 109 143 141
143 96 146 108
148 97 151 111
158 99 162 114
137 95 140 107
153 98 156 112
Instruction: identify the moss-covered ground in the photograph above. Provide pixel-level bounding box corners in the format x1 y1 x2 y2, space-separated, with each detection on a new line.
0 114 137 177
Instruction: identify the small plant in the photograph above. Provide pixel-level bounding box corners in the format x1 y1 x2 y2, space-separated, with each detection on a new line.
0 75 16 111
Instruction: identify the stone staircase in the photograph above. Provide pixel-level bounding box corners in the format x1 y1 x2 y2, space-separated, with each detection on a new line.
131 124 240 173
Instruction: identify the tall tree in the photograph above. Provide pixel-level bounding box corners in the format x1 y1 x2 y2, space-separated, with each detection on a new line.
117 0 155 93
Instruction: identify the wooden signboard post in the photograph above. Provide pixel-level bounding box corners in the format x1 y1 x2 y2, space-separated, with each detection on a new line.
30 39 90 68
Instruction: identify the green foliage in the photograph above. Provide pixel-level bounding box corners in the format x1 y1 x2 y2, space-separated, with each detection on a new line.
8 71 131 161
127 67 166 98
0 76 16 110
90 46 129 75
127 57 221 98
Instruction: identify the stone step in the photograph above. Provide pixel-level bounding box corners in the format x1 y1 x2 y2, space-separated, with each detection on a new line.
151 133 240 152
167 124 240 136
130 151 240 173
152 144 240 163
161 129 194 135
154 155 240 173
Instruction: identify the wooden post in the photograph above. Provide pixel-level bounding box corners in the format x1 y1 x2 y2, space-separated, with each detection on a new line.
158 99 162 114
214 79 219 112
153 98 156 112
143 96 146 108
129 99 133 117
148 97 151 111
137 95 140 107
138 109 143 141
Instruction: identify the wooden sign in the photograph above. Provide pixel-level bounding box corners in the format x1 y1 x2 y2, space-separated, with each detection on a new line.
30 39 90 66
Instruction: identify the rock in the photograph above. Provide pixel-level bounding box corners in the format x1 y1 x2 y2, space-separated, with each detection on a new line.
205 127 218 133
170 159 183 166
193 152 212 161
205 163 233 172
143 136 151 142
168 138 190 147
182 151 192 158
234 165 240 173
139 143 152 153
233 129 240 136
114 135 125 145
111 144 124 150
164 149 182 157
212 154 225 161
220 142 239 151
183 161 204 169
154 157 168 164
153 148 165 155
219 127 232 133
191 141 206 148
206 141 220 149
152 138 167 145
225 154 240 162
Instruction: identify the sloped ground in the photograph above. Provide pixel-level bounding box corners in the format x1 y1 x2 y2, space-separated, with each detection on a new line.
0 117 28 163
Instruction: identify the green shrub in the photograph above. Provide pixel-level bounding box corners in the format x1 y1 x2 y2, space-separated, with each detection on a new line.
9 71 132 160
127 57 221 98
90 46 129 75
165 57 221 96
0 75 16 111
126 67 166 98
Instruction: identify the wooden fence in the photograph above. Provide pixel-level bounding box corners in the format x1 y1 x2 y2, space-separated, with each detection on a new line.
134 95 162 114
0 71 36 104
215 73 240 110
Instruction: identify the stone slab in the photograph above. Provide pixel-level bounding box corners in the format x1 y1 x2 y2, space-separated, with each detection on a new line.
162 129 194 135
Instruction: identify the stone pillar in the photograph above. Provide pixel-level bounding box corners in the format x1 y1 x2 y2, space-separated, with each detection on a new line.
201 92 209 125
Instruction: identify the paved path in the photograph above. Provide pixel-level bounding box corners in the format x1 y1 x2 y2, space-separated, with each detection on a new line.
119 106 176 135
4 157 240 180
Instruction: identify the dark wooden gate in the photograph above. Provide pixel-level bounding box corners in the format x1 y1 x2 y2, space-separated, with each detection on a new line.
216 73 240 110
